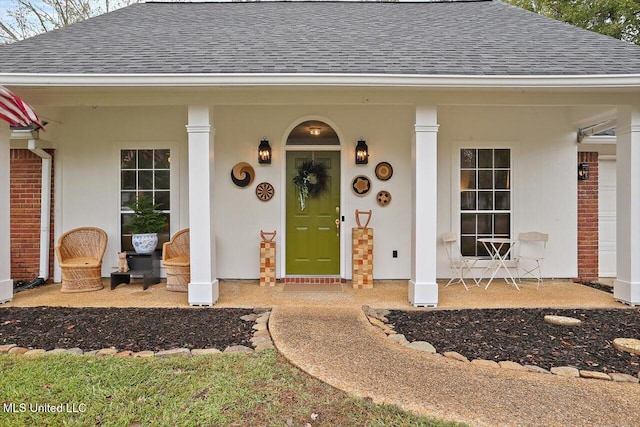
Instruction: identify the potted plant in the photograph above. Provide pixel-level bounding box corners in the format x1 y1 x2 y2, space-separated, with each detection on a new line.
128 194 167 253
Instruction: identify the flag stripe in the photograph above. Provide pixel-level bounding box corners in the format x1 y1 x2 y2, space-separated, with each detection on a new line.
0 85 44 129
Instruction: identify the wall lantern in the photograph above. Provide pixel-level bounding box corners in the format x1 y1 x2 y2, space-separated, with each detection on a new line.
258 139 272 164
578 162 589 180
355 139 369 165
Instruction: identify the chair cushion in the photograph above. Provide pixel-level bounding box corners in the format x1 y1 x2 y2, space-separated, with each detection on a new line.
59 257 100 268
163 256 190 267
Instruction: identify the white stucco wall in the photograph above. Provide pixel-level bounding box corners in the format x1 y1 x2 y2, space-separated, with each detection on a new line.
57 106 188 277
54 103 578 281
437 106 578 279
213 105 413 279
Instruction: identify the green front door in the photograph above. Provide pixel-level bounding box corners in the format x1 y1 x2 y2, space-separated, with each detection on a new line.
286 151 341 275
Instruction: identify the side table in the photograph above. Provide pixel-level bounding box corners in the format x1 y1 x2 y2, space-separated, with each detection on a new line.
110 251 161 290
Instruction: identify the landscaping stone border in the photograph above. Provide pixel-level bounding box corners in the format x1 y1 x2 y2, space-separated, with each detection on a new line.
362 305 640 384
0 308 274 358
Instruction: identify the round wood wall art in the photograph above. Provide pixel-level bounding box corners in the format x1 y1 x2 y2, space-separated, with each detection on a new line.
376 190 392 206
352 175 371 196
375 162 393 181
230 162 255 188
255 182 275 201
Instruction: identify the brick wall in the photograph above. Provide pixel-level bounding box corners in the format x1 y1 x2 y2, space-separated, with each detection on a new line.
10 149 55 282
577 152 598 281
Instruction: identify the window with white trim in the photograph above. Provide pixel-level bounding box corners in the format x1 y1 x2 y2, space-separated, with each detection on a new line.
459 148 511 257
120 149 171 251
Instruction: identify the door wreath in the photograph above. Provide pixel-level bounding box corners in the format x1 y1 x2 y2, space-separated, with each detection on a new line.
292 160 329 210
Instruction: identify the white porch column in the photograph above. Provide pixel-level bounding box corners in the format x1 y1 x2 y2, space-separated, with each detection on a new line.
0 125 13 303
186 105 218 306
409 106 439 307
614 104 640 305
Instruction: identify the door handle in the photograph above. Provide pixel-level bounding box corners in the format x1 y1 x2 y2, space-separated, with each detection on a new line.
335 218 340 236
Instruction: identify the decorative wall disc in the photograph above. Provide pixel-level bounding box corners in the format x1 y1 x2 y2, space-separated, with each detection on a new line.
375 162 393 181
255 182 275 201
376 190 392 206
230 162 255 187
352 175 371 196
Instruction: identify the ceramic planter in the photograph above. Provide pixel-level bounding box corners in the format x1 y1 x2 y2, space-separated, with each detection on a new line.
132 233 158 254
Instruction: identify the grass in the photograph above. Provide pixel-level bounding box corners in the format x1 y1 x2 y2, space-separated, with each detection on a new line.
0 350 466 427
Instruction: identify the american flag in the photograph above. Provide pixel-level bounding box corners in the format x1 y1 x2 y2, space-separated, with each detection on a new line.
0 85 45 129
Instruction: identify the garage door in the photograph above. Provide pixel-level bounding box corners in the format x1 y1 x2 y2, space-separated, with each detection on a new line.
599 158 616 277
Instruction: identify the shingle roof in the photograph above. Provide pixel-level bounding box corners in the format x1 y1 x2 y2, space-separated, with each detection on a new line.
0 0 639 76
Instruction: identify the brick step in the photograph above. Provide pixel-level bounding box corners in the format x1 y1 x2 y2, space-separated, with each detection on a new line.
281 276 346 285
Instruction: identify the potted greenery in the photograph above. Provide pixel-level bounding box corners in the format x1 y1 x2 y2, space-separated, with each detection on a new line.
128 194 167 253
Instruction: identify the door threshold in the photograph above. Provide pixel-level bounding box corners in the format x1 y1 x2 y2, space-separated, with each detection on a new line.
281 276 345 284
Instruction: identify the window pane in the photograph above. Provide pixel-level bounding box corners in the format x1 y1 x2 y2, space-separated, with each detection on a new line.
155 191 170 210
121 150 136 169
478 170 493 189
460 149 476 168
139 150 154 169
495 192 510 210
121 213 134 233
494 214 510 235
160 213 170 233
460 170 476 190
121 170 136 190
121 192 136 210
477 213 492 234
478 191 493 210
478 149 493 168
461 213 476 234
460 236 476 256
155 170 170 190
477 240 490 257
155 149 170 169
495 149 510 168
495 170 510 189
139 191 154 205
461 191 476 210
138 171 153 190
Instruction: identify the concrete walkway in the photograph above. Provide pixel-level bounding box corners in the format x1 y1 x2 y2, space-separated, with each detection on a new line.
270 306 640 427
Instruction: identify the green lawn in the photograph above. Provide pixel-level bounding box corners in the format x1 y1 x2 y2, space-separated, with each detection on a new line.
0 351 466 426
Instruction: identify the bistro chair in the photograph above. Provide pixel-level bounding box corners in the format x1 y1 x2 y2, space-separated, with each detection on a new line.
55 227 108 292
442 232 481 290
514 231 549 289
162 228 190 292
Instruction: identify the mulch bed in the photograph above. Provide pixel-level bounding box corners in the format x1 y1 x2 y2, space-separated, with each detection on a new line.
3 305 640 378
580 281 614 294
387 308 640 376
0 307 255 352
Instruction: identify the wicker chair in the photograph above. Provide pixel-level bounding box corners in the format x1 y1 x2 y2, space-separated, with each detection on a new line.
163 229 190 292
55 227 108 293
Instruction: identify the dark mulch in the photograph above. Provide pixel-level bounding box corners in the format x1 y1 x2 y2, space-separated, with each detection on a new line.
0 307 255 352
387 308 640 376
580 281 614 294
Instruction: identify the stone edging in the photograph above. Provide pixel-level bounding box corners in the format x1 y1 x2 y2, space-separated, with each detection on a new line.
362 306 640 385
0 308 274 358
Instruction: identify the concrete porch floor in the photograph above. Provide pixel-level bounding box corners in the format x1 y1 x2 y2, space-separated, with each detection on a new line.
2 278 626 310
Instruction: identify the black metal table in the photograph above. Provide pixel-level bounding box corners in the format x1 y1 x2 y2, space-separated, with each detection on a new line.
110 251 161 290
